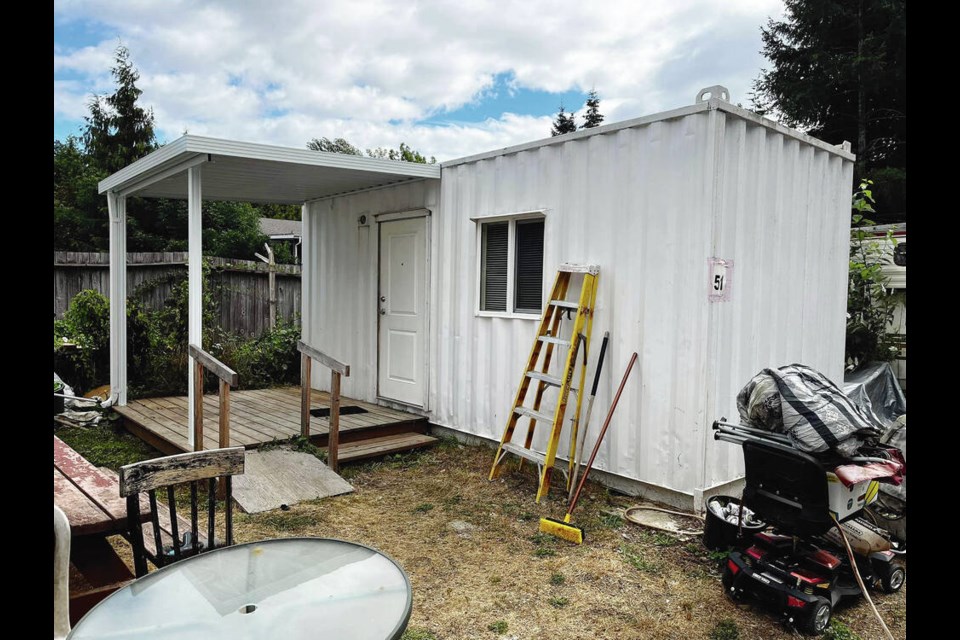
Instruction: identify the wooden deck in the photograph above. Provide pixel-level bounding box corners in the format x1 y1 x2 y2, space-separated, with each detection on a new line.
115 387 433 459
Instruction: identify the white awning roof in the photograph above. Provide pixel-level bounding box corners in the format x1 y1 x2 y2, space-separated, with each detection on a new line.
98 135 441 204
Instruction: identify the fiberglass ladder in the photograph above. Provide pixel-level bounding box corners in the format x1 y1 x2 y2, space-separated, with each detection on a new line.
488 263 599 502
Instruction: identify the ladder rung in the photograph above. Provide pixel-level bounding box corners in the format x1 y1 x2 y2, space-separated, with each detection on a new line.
558 263 600 275
526 371 562 387
549 300 579 310
515 406 557 424
537 336 570 346
502 442 546 465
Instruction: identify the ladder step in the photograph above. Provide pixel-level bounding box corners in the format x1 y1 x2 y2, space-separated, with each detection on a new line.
525 372 578 394
549 300 579 310
537 336 570 346
558 263 600 275
526 371 562 387
515 406 557 424
502 442 546 465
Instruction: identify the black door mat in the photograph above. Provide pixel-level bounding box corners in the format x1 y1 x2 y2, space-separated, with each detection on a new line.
310 405 370 417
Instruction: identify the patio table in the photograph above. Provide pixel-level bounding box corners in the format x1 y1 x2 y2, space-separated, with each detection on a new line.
67 537 412 640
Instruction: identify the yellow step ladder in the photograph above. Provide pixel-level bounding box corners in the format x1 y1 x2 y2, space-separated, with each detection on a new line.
488 263 599 502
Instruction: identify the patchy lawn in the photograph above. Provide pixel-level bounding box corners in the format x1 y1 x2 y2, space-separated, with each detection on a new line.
57 425 906 640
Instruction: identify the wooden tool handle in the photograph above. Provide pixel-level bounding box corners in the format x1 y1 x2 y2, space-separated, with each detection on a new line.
566 351 638 517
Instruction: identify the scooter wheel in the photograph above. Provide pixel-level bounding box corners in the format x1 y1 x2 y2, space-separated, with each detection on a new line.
799 597 831 635
878 563 905 593
721 564 742 601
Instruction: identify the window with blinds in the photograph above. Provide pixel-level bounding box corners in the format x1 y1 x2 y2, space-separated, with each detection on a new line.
480 221 509 311
514 219 544 312
478 215 544 314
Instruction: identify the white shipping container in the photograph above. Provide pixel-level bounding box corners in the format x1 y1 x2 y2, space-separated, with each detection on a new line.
302 89 855 508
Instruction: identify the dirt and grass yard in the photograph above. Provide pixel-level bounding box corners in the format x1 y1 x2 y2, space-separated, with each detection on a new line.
57 422 906 640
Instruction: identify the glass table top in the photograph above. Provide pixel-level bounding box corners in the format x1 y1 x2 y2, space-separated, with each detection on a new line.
68 537 412 640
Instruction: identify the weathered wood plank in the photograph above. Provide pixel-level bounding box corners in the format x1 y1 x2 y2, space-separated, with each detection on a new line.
297 341 350 376
232 448 353 514
188 344 239 387
54 436 129 526
54 469 116 536
98 468 208 558
301 354 312 437
193 359 205 451
328 371 341 473
119 447 245 496
54 252 300 336
219 380 230 449
150 396 265 445
337 433 439 462
118 388 430 453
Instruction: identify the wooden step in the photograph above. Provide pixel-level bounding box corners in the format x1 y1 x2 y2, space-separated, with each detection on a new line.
335 432 439 463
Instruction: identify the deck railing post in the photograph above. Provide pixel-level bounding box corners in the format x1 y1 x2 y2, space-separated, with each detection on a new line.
218 380 230 449
329 370 341 473
193 360 204 452
297 341 350 473
301 354 312 438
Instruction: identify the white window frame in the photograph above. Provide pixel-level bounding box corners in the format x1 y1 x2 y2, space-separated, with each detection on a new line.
473 210 545 319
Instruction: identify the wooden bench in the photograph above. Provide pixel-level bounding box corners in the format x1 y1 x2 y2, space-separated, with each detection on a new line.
54 436 207 622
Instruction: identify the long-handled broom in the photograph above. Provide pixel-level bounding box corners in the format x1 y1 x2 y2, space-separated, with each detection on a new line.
540 351 638 544
568 331 610 504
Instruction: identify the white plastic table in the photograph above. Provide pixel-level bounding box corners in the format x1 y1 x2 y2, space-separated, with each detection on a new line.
67 538 412 640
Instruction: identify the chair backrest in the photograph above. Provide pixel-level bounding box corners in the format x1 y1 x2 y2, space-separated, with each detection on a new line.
119 447 245 577
741 440 833 537
54 505 71 640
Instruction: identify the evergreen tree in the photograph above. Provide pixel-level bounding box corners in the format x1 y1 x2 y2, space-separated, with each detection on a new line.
83 45 158 174
581 90 605 129
752 0 905 222
55 45 269 259
551 103 577 136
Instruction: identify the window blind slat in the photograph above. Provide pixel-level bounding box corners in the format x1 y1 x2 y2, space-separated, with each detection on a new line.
514 219 544 312
481 222 509 311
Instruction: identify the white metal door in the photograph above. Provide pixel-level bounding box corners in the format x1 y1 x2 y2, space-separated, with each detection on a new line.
378 217 427 406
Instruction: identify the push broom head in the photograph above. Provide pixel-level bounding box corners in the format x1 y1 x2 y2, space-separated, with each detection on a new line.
539 514 584 545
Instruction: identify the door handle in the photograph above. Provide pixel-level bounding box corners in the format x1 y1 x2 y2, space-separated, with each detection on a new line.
380 309 386 315
380 296 386 302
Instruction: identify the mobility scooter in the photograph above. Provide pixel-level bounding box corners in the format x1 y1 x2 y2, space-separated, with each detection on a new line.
711 420 904 635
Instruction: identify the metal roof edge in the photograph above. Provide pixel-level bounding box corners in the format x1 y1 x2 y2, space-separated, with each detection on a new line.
181 135 441 179
440 98 856 169
441 103 710 168
99 134 441 194
712 101 856 161
98 137 191 193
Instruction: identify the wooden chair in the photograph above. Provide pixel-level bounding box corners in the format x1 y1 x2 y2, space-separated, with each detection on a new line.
119 447 245 577
54 505 71 640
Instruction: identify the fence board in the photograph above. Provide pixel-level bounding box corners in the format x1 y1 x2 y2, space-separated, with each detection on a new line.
54 252 301 337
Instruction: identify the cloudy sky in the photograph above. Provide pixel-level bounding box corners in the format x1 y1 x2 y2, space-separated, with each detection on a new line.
54 0 785 162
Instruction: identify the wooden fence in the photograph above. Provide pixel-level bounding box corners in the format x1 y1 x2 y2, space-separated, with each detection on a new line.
54 252 302 337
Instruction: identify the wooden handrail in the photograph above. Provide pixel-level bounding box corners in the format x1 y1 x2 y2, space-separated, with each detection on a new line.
188 344 238 479
297 341 350 376
298 340 350 473
188 344 239 387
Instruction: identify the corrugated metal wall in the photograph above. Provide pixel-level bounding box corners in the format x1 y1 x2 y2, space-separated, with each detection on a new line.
304 180 440 402
305 103 854 499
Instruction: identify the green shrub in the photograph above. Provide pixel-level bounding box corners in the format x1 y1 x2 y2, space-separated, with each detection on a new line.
54 290 110 393
220 318 301 389
56 261 301 398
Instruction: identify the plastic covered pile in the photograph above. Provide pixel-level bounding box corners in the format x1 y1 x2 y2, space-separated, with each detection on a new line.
843 361 907 429
737 364 885 457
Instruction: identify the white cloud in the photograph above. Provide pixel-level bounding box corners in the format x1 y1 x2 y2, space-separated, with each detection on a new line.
53 0 784 161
